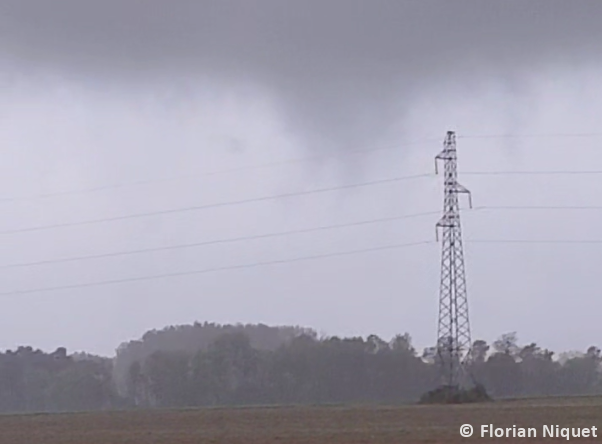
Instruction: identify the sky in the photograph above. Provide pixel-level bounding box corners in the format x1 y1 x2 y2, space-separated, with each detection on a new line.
1 1 602 357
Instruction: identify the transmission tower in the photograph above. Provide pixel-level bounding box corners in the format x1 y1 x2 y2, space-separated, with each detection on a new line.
435 131 473 389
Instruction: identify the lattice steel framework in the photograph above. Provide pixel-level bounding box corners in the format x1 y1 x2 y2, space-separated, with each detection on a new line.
435 131 473 388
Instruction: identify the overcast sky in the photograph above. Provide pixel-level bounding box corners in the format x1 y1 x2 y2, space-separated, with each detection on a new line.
1 1 602 357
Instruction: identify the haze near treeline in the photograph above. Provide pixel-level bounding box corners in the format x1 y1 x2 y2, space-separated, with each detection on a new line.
0 323 601 413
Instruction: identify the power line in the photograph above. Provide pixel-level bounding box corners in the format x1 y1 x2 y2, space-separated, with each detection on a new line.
446 206 602 216
467 239 602 245
1 195 600 237
477 205 602 211
5 167 602 208
10 167 602 207
1 199 600 238
0 174 433 235
462 170 602 176
0 211 439 270
458 133 602 140
1 135 599 204
0 138 438 204
3 205 600 270
3 131 602 203
0 240 434 297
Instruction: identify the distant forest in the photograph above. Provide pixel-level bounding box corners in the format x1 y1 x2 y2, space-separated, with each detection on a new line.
0 323 600 413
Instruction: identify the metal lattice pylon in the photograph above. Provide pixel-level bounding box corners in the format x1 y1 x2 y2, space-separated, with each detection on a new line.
435 131 473 388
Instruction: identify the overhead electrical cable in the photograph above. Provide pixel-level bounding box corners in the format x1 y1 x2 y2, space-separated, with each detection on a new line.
0 240 434 297
467 239 602 245
0 211 440 270
462 170 602 176
1 199 601 238
1 132 600 203
0 174 434 235
475 205 602 211
458 132 602 140
0 138 438 203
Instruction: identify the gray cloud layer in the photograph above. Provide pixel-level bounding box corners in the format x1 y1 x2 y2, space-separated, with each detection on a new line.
1 2 602 356
2 1 601 148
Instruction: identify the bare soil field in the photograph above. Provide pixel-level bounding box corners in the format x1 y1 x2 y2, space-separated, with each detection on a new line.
1 397 601 443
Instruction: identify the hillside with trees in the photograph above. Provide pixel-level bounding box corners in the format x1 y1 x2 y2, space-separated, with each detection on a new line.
0 324 600 413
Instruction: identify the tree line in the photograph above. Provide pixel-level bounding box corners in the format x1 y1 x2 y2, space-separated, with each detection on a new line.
0 347 119 413
0 324 600 413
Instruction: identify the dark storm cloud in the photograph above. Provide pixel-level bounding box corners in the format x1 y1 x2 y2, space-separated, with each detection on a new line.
1 0 601 148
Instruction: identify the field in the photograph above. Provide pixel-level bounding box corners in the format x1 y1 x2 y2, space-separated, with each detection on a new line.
1 397 601 443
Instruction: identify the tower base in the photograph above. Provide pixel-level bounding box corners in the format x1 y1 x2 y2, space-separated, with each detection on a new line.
418 383 492 405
